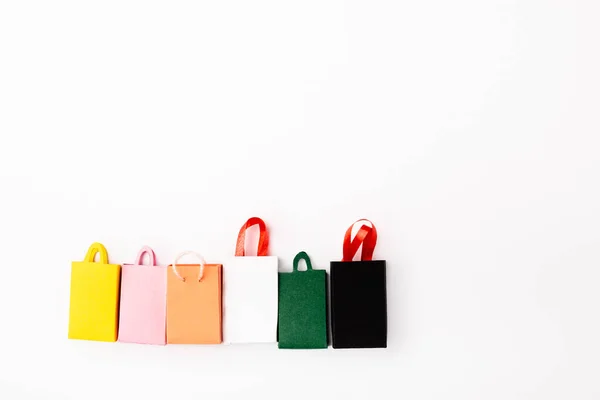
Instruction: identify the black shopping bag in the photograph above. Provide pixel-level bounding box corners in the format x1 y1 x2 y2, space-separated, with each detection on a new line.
330 219 387 348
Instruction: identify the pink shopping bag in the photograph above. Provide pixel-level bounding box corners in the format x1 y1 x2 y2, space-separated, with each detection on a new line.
118 246 167 345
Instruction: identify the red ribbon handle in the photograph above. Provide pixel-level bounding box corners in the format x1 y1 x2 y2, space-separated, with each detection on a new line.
342 219 378 262
235 217 269 256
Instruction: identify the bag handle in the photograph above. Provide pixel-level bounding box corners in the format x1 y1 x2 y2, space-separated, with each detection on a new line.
84 242 109 264
235 217 269 257
135 246 156 266
342 219 378 262
293 251 313 272
171 251 206 282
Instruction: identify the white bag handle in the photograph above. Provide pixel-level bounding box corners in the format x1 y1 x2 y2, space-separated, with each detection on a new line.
172 251 206 282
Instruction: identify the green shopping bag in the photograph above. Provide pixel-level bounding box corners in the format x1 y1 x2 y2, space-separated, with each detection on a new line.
277 251 328 349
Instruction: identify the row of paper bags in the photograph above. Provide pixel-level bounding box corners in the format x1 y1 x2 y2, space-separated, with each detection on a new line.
68 217 387 349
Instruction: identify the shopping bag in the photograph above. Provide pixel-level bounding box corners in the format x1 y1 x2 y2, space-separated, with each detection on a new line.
223 217 278 344
118 246 167 345
278 251 327 349
330 219 387 348
68 242 121 342
166 251 222 344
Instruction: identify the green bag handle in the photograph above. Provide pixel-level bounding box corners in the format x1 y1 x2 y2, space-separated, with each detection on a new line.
84 242 109 264
293 251 313 272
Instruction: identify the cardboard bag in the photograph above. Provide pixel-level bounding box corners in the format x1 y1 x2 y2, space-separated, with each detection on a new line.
278 251 327 349
330 219 387 348
166 251 222 344
68 242 121 342
118 246 167 345
223 217 278 344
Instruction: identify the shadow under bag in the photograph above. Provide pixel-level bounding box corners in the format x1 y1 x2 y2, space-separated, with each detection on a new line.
278 251 328 349
330 219 387 348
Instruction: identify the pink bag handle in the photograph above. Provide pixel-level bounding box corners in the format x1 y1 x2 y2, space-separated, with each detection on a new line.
135 246 157 266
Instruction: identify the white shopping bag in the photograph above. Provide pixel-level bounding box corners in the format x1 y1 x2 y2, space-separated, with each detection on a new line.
223 217 279 344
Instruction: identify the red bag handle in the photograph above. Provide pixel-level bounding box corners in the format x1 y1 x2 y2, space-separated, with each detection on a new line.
235 217 269 256
342 219 378 262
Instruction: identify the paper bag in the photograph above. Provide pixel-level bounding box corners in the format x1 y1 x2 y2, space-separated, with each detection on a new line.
278 251 327 349
118 246 167 345
68 242 121 342
166 251 222 344
330 219 387 348
223 217 278 344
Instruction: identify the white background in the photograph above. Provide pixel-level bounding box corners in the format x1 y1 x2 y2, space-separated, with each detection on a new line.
1 1 599 399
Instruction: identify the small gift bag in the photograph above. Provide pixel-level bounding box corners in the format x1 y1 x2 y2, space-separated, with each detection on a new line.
223 217 278 344
166 251 222 344
118 246 167 345
278 251 327 349
330 219 387 348
68 242 121 342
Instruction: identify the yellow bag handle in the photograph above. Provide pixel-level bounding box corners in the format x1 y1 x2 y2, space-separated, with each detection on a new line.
84 242 109 264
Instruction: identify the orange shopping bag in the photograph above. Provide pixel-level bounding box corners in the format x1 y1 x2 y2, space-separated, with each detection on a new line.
166 251 222 344
68 242 121 342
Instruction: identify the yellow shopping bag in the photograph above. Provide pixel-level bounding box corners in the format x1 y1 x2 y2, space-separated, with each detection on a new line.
68 242 121 342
